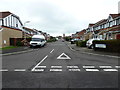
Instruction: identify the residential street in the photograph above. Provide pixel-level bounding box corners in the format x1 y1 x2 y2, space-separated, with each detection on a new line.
2 40 119 89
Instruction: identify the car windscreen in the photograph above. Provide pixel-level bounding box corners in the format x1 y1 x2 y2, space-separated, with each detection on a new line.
32 38 42 41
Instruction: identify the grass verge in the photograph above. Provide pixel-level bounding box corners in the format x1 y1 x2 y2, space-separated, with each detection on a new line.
0 46 18 50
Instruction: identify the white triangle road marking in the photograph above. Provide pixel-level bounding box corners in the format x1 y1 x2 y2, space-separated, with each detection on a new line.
57 53 71 59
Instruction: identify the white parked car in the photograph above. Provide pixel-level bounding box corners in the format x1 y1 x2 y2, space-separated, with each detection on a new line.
30 35 46 48
86 38 100 49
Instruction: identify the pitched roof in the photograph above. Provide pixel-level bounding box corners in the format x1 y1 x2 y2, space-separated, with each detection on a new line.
110 14 120 19
77 29 86 36
23 27 35 32
0 11 12 18
94 19 107 26
88 24 95 27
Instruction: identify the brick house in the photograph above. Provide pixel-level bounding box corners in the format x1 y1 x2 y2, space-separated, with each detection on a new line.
77 29 86 40
72 13 120 41
105 14 120 40
84 24 95 40
0 11 23 48
92 14 120 40
23 27 38 38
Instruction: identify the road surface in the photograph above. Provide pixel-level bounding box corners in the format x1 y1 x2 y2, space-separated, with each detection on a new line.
1 40 120 89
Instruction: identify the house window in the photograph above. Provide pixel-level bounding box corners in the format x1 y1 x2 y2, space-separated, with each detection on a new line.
8 17 10 26
11 16 12 27
106 23 109 28
13 17 15 27
110 22 112 27
103 24 105 28
4 18 7 26
114 20 116 25
116 19 119 25
119 18 120 25
16 24 18 27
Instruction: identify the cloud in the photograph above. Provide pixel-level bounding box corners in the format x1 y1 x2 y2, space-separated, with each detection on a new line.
0 0 119 36
20 1 82 35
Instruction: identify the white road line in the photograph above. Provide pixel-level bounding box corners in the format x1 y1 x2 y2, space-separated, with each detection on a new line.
31 55 48 71
67 66 79 68
68 45 75 51
86 69 99 71
99 66 112 68
33 69 44 72
83 66 95 68
51 66 62 68
36 66 46 68
103 69 118 72
0 69 8 72
50 49 54 53
14 69 26 72
50 69 62 72
57 53 71 60
115 66 120 68
69 69 80 71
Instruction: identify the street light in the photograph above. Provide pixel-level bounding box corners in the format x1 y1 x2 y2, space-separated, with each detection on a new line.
23 21 30 38
24 21 30 26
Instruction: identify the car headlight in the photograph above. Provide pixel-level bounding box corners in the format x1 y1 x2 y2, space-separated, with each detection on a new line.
38 42 41 45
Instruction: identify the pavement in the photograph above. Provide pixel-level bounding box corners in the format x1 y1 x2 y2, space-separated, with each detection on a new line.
66 41 120 58
0 46 39 56
1 40 120 89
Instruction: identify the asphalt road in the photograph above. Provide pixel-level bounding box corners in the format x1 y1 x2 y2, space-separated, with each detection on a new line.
1 40 120 89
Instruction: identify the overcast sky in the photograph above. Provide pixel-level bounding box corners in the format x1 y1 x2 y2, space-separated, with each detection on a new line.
0 0 119 36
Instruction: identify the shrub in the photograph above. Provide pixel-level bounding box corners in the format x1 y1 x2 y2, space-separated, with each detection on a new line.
16 41 23 46
93 39 120 53
76 40 87 47
47 36 57 42
47 39 56 42
64 37 71 41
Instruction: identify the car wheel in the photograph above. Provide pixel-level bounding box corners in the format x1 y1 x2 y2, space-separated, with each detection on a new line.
30 45 32 48
88 46 91 49
90 45 93 49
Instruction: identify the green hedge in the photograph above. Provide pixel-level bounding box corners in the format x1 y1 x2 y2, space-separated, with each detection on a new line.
76 40 87 47
47 39 56 42
16 41 23 46
47 36 57 42
64 37 71 41
93 39 120 53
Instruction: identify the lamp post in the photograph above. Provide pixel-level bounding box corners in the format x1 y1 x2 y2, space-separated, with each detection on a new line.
23 21 30 38
24 21 30 26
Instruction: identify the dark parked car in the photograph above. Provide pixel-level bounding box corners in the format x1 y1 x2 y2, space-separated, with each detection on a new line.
71 38 80 44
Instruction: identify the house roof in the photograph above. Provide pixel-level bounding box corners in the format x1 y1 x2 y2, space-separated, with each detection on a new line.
95 19 107 26
110 14 120 19
23 27 36 32
0 11 12 18
77 29 86 36
88 24 95 27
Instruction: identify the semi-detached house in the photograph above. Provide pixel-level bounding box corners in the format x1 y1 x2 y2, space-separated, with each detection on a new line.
0 11 23 48
91 14 120 40
77 13 120 41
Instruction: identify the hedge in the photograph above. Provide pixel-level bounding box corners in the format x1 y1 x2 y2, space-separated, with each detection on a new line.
93 39 120 53
47 39 56 42
16 41 23 46
76 40 87 47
